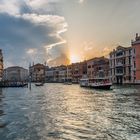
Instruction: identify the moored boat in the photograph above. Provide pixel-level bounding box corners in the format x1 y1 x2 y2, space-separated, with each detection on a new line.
79 78 89 87
35 83 44 86
0 82 28 88
64 78 72 85
64 82 72 85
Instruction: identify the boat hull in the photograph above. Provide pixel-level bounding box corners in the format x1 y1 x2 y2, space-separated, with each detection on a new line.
35 83 44 86
90 84 112 90
80 82 112 90
64 82 72 85
80 83 89 87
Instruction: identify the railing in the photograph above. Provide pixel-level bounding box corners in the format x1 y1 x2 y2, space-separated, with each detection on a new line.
115 62 123 67
115 72 123 76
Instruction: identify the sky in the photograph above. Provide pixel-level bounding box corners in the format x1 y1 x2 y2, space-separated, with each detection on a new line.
0 0 140 68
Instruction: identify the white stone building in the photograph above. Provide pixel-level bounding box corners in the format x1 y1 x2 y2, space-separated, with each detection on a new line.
3 66 28 82
109 46 132 84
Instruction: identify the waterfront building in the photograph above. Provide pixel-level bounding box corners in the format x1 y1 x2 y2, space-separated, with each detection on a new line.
71 63 81 83
0 49 3 81
3 66 28 82
131 33 140 84
109 46 132 84
71 61 87 83
66 65 72 81
87 57 109 79
29 63 45 82
58 65 67 82
45 65 67 83
45 67 55 82
53 67 59 82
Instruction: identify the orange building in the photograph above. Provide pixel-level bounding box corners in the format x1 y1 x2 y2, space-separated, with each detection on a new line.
29 63 45 82
131 33 140 84
70 61 87 83
87 57 109 79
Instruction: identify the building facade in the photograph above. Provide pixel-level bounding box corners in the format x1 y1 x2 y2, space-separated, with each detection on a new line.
109 46 132 84
29 63 45 82
71 61 87 83
66 65 72 81
58 65 67 82
3 66 28 82
45 67 55 82
45 65 67 83
87 57 109 79
0 49 3 81
131 33 140 84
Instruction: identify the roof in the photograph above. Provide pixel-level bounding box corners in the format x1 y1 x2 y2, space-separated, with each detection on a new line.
5 66 28 71
110 46 132 55
87 56 108 62
30 63 45 68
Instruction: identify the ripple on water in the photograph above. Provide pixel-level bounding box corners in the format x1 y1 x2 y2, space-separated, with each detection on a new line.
0 84 140 140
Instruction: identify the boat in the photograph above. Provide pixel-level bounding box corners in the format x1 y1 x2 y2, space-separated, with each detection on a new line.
64 78 72 85
79 78 89 87
80 77 112 90
35 83 44 86
64 82 72 85
89 78 112 90
79 75 89 87
0 82 28 88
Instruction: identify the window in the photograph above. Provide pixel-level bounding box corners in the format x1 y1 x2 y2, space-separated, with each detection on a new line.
134 48 135 54
129 57 131 64
134 61 136 68
88 65 91 68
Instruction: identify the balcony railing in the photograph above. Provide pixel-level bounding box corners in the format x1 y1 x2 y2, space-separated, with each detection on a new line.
115 54 125 58
115 62 123 67
115 72 123 76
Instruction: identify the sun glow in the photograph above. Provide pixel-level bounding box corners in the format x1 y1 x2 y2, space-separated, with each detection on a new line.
70 55 81 63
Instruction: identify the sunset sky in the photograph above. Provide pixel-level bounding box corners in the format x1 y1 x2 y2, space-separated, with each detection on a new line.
0 0 140 68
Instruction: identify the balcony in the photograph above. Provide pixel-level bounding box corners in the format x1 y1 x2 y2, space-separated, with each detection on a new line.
116 71 123 76
115 62 123 67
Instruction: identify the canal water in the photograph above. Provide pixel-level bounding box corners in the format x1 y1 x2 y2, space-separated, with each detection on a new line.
0 84 140 140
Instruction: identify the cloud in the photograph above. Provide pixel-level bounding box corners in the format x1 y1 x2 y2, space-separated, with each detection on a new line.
0 0 69 68
0 0 20 15
78 0 86 4
26 48 37 54
48 53 70 66
83 41 94 51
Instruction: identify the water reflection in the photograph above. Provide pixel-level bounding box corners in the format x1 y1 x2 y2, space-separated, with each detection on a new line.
0 88 7 129
0 84 140 140
0 88 4 117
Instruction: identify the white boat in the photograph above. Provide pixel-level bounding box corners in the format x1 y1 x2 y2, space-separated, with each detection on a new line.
79 78 89 87
35 83 44 86
89 77 112 90
80 77 112 90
